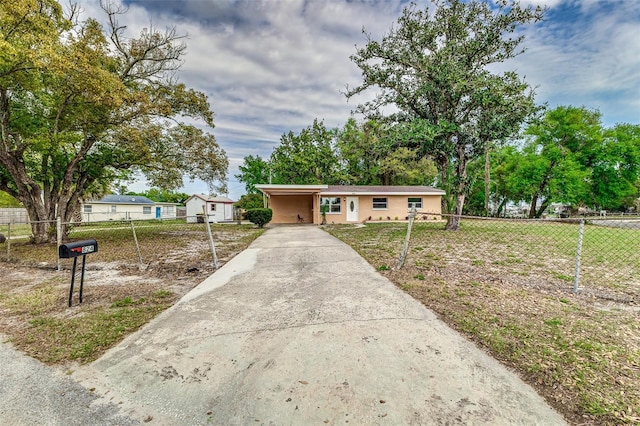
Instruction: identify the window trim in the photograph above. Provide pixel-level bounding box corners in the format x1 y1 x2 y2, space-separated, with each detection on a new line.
83 205 92 213
372 197 388 210
407 197 423 210
143 206 152 215
320 197 341 214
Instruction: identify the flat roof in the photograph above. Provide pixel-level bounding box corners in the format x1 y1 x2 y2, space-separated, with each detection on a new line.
323 185 446 195
256 184 328 196
256 184 445 196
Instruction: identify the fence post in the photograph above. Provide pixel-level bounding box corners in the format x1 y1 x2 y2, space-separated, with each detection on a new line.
397 206 418 269
204 219 219 269
57 217 62 271
130 220 144 268
5 222 10 261
573 219 585 293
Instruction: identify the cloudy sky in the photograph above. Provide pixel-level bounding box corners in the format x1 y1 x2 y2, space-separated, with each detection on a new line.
71 0 640 200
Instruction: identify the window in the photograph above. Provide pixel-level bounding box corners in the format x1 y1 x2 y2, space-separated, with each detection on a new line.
210 203 217 212
372 197 388 210
408 197 423 210
320 197 341 214
143 206 151 214
163 206 174 215
83 205 92 213
110 205 117 213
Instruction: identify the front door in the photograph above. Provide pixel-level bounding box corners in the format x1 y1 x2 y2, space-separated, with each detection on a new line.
155 207 161 219
346 196 359 222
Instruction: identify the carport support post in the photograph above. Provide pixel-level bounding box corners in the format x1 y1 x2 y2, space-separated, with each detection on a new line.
573 219 585 293
205 219 219 269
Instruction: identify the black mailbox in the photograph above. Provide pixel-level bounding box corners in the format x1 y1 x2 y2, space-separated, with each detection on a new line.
59 239 98 258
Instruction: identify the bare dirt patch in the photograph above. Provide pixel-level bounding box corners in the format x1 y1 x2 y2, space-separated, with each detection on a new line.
0 225 264 365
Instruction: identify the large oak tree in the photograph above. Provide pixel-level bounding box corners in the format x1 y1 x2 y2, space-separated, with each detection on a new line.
346 0 543 229
0 0 227 242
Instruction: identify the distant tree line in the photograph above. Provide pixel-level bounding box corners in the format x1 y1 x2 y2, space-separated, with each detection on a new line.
124 188 191 206
237 106 640 218
466 106 640 217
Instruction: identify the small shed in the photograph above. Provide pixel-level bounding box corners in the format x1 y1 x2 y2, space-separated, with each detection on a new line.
185 194 235 223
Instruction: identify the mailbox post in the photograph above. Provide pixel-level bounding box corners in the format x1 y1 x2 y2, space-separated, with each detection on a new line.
58 239 98 307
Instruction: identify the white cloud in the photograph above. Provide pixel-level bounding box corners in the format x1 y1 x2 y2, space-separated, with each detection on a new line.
66 0 640 200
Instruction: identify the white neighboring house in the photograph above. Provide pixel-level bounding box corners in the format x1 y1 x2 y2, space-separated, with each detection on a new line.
80 195 178 222
185 194 235 223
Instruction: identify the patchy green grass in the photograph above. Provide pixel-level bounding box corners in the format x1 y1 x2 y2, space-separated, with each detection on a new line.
0 222 265 365
326 220 640 425
19 297 170 364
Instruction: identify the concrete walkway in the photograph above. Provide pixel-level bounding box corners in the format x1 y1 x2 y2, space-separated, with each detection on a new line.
77 226 565 425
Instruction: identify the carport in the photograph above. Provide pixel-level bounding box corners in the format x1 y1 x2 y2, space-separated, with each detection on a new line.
256 184 327 224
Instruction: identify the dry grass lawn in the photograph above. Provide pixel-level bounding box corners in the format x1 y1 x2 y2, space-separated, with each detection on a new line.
326 220 640 426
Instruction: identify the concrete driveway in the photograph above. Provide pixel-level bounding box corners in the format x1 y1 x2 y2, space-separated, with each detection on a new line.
77 226 565 425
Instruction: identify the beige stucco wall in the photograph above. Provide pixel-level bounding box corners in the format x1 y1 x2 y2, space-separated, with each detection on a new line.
321 194 442 224
267 193 441 224
269 195 314 224
357 195 441 221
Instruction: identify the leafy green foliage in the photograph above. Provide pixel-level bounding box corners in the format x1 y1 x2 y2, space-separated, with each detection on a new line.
337 118 438 185
126 189 190 205
269 119 341 184
0 191 22 207
591 123 640 211
235 155 270 194
235 117 439 189
480 106 640 217
234 193 263 210
0 1 227 242
246 208 272 228
346 0 543 229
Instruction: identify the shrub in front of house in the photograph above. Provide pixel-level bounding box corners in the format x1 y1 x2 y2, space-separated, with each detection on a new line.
246 208 272 228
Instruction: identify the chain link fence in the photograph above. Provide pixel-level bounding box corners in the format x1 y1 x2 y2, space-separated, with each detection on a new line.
0 216 254 275
326 213 640 302
404 214 640 299
1 213 639 300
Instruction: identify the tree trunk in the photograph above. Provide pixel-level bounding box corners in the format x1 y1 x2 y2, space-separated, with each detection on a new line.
495 198 507 217
438 157 453 216
20 194 52 244
529 194 538 218
445 142 468 231
445 192 465 230
535 198 551 218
